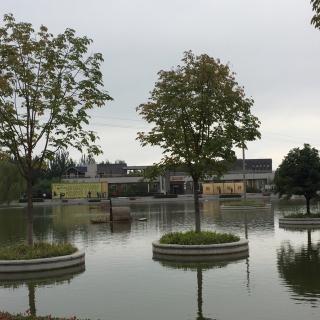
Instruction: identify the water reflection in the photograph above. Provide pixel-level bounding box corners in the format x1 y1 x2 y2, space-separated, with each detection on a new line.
278 229 320 305
0 265 85 317
3 200 320 319
156 257 248 320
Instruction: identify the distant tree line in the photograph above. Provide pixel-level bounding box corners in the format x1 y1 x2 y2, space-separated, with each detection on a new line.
0 150 127 205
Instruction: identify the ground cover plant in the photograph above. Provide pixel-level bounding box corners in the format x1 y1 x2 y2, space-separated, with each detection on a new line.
284 213 320 218
159 231 239 245
0 243 77 260
0 312 82 319
222 200 265 207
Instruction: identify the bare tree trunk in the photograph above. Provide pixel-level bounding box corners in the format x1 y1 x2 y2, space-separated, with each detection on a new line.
26 174 33 246
193 177 201 233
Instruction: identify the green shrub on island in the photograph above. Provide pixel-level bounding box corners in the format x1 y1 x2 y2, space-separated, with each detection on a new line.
0 243 77 260
284 213 320 219
222 200 265 207
0 312 82 319
159 231 240 245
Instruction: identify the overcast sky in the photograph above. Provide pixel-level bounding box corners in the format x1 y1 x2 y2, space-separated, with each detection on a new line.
1 0 320 169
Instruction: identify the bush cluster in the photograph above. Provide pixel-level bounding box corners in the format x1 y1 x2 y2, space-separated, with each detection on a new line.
0 243 77 260
159 231 240 245
0 312 81 319
223 200 265 207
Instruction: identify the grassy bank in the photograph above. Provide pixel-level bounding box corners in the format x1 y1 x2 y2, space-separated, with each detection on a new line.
284 213 320 218
222 200 266 207
160 231 240 245
0 312 82 320
0 243 77 260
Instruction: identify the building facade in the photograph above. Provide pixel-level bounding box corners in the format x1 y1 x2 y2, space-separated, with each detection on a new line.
62 159 274 197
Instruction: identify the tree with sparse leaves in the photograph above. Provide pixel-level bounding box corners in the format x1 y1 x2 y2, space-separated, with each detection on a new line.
137 51 260 232
274 144 320 214
0 14 112 245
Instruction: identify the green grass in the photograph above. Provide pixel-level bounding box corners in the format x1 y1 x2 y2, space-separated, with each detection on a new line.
159 230 240 245
223 200 265 207
284 213 320 218
0 243 77 260
0 312 81 319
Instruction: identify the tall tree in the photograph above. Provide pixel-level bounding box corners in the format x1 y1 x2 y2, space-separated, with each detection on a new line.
274 144 320 214
78 153 96 165
46 149 75 179
0 14 112 245
0 160 25 205
137 51 260 232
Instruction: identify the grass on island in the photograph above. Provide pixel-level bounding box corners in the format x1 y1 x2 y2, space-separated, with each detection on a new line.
284 213 320 219
0 312 82 319
0 243 77 260
222 200 266 207
159 230 240 245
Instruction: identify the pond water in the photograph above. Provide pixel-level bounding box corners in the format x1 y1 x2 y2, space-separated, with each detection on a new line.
1 199 320 320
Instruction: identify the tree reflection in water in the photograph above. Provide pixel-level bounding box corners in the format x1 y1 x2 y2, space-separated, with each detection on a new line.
278 230 320 305
156 257 247 320
0 265 85 317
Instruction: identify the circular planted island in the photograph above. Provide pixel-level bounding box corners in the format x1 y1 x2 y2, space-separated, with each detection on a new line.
152 231 249 262
279 214 320 228
0 243 85 273
220 200 271 211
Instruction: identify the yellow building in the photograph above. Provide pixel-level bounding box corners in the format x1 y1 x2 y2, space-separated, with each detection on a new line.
203 182 244 195
52 182 108 199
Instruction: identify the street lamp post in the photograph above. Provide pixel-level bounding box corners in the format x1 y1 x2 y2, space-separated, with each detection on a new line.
242 145 246 200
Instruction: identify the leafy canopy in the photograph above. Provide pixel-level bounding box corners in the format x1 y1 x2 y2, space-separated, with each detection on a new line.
274 144 320 199
0 14 112 179
137 51 260 179
311 0 320 29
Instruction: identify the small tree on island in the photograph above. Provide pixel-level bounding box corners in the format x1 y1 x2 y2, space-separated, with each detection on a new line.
274 144 320 215
137 51 260 233
0 14 112 245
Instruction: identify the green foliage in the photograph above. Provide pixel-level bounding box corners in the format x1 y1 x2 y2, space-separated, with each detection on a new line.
0 312 83 319
274 144 320 213
78 154 96 165
0 161 25 205
137 51 260 232
0 242 77 260
284 213 320 218
0 14 112 176
45 150 75 180
0 13 112 244
223 200 264 207
159 230 239 245
311 0 320 29
137 51 260 181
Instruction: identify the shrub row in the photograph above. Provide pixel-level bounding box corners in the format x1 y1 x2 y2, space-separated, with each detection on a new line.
0 312 82 319
0 243 77 260
284 213 320 218
159 230 240 245
223 200 265 207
